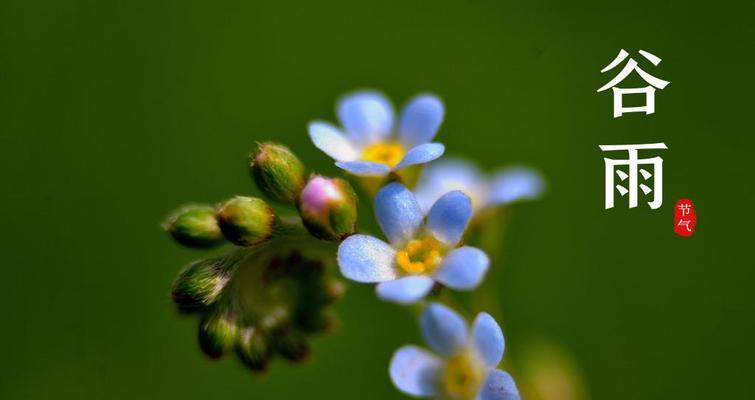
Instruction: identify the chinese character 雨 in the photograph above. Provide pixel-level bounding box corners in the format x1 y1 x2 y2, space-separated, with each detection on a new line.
599 143 668 209
597 49 670 118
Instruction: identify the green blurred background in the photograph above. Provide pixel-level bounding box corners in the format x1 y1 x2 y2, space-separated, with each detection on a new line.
2 0 753 398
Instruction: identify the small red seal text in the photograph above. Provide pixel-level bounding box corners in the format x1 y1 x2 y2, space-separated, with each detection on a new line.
674 199 696 237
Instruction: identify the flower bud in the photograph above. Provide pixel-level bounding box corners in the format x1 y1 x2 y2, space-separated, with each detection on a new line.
250 142 306 203
236 328 271 372
274 329 310 362
171 257 232 311
325 280 346 303
198 308 239 358
216 196 275 246
307 279 346 307
163 204 224 248
299 311 339 334
296 176 357 241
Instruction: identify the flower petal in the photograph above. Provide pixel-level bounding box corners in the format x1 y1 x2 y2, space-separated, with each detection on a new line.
308 121 358 162
394 143 445 170
337 234 397 283
427 190 472 245
375 182 423 246
398 94 445 147
413 158 487 213
337 90 394 146
477 370 520 400
488 167 545 205
335 160 391 177
376 276 434 304
420 302 468 357
435 246 489 290
472 312 505 368
389 345 442 397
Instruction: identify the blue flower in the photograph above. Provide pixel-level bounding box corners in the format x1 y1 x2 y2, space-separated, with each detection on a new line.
337 182 489 304
413 158 545 215
309 91 446 177
389 303 520 400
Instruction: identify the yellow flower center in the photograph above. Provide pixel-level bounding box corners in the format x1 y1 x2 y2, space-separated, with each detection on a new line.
395 236 443 275
443 352 486 400
362 142 406 168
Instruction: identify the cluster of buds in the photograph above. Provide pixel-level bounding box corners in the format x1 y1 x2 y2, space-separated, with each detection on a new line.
164 142 358 247
163 142 356 372
172 251 344 371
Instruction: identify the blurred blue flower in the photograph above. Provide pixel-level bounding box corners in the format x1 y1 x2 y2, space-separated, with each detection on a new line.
337 183 489 304
309 91 445 177
390 303 520 400
413 158 545 215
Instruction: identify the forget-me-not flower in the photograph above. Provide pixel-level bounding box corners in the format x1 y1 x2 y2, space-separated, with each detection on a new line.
390 303 520 400
309 91 446 177
337 182 489 304
414 158 545 216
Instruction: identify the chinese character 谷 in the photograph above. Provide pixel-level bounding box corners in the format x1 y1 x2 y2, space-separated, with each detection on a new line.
599 143 667 209
597 49 670 118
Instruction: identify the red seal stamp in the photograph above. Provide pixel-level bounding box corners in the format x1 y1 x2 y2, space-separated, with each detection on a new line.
674 199 696 237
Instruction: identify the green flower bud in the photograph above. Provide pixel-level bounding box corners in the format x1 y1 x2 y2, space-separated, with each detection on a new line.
163 204 224 248
171 257 232 311
298 311 339 334
273 329 310 362
216 196 275 246
198 308 239 358
296 176 357 241
236 328 271 372
303 278 345 308
250 143 306 203
172 247 346 372
325 280 346 303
